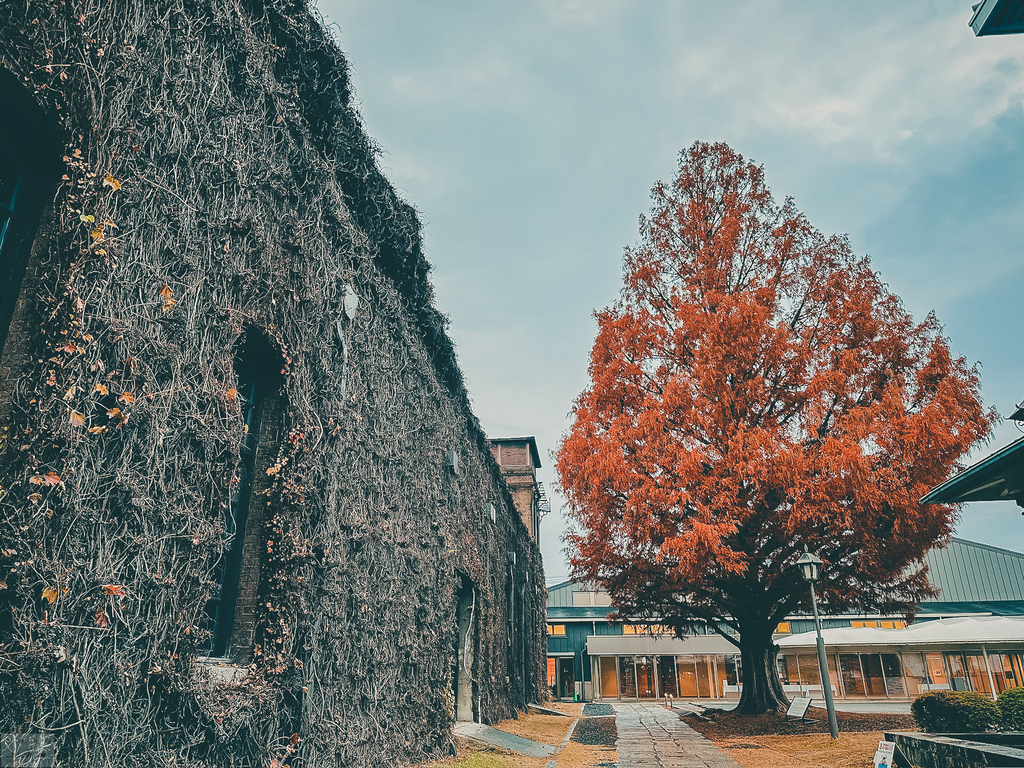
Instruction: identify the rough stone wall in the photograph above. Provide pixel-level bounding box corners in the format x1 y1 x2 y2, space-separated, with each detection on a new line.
0 0 546 765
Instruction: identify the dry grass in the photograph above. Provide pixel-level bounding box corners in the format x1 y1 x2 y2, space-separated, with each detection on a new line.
493 703 583 745
555 739 617 767
717 731 889 768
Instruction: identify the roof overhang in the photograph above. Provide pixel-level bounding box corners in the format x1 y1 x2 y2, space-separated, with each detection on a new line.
970 0 1024 35
489 436 542 468
586 633 737 656
921 435 1024 505
778 616 1024 651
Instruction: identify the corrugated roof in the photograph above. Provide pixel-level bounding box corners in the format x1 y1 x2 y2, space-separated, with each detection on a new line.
926 538 1024 602
778 616 1024 650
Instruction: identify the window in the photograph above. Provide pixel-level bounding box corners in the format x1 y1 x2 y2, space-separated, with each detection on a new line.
205 330 283 657
547 624 566 636
0 70 62 355
775 622 791 634
850 620 878 628
622 623 669 635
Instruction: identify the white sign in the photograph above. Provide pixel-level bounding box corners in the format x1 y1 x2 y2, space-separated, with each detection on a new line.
873 740 895 768
785 697 812 719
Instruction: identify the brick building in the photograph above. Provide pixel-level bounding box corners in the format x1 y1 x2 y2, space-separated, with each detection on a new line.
490 436 549 542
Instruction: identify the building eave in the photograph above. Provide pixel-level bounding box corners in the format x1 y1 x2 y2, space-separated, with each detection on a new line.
970 0 1024 36
921 434 1024 504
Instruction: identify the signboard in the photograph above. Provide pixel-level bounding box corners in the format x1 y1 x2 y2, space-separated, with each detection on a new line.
785 696 812 720
873 740 895 768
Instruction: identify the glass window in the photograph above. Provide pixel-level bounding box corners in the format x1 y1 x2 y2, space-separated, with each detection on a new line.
990 653 1020 693
558 657 575 699
926 652 950 689
723 654 742 692
636 656 657 698
618 656 637 698
902 652 928 696
946 653 969 691
862 654 887 697
965 654 992 695
777 655 793 684
695 656 713 698
797 653 821 687
678 656 699 697
547 624 566 636
881 653 905 697
776 622 791 634
839 654 866 697
599 656 618 698
658 655 678 698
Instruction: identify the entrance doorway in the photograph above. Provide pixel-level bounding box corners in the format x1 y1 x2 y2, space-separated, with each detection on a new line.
636 657 657 698
558 657 575 700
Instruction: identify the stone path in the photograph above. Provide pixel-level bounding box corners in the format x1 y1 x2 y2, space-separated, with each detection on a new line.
614 702 742 767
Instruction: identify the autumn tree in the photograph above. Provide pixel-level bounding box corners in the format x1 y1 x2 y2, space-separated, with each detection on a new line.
557 141 994 714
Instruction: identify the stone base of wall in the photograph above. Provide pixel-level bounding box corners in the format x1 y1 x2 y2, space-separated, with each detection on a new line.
886 731 1024 768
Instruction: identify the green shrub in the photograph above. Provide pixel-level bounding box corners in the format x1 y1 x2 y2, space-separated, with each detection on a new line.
911 690 1000 733
998 687 1024 730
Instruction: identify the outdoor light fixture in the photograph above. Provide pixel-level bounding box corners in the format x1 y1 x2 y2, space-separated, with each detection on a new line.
795 547 839 739
796 550 822 583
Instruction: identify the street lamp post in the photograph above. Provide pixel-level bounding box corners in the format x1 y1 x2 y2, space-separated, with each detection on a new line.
796 550 840 739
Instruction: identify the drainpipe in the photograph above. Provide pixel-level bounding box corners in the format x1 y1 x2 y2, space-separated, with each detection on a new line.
982 645 998 699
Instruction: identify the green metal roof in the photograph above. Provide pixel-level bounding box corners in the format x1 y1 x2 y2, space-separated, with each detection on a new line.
925 538 1024 602
919 600 1024 617
921 435 1024 505
970 0 1024 35
547 605 615 621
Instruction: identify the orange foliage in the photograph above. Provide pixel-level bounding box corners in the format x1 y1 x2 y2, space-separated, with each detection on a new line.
557 142 994 710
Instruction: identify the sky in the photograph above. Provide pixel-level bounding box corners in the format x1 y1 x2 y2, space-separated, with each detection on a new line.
318 0 1024 584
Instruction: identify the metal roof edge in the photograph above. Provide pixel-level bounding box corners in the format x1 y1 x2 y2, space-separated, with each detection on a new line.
921 434 1024 503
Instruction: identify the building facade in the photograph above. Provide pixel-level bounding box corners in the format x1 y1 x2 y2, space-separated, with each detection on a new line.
490 436 549 542
548 538 1024 702
0 3 544 766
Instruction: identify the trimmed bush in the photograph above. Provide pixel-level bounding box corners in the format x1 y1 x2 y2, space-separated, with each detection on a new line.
912 690 1000 733
999 687 1024 730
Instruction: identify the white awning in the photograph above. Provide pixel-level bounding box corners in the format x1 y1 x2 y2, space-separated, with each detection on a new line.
586 633 738 656
778 616 1024 651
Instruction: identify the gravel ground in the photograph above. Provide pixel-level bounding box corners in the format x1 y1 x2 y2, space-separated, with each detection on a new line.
572 715 618 746
582 704 614 717
684 706 916 738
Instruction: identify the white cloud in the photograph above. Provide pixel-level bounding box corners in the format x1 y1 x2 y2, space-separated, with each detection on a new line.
538 0 622 27
667 5 1024 160
390 56 519 107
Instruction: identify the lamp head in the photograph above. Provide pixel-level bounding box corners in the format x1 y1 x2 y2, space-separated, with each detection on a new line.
796 550 823 583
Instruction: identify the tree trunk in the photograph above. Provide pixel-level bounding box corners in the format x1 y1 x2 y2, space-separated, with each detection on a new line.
735 621 789 715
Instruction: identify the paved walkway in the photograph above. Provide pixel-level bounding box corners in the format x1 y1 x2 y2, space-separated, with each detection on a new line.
614 703 742 767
